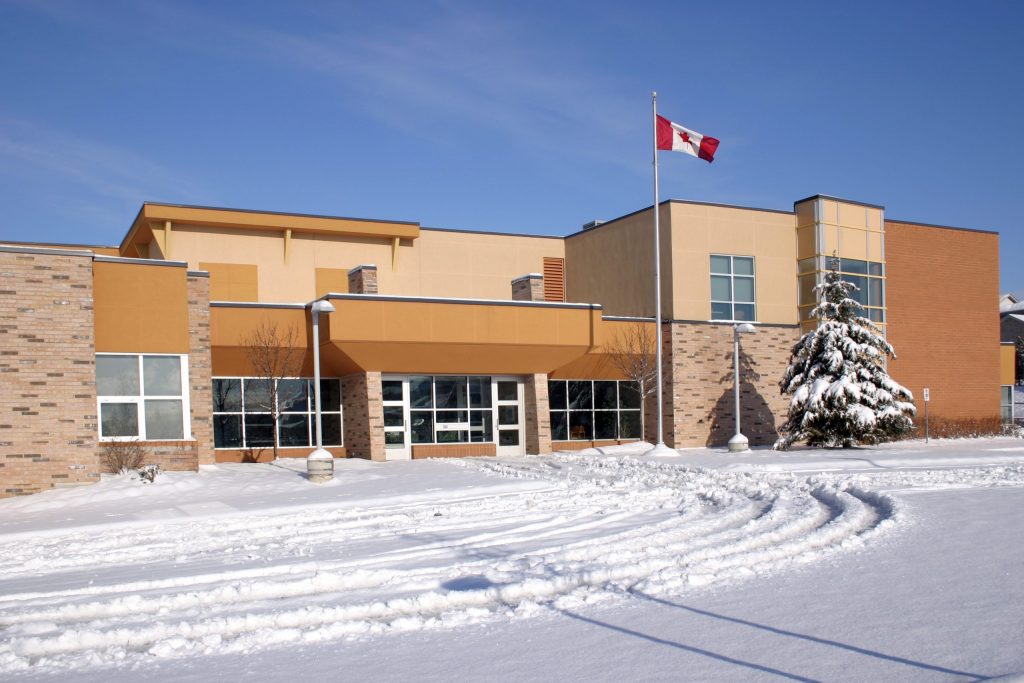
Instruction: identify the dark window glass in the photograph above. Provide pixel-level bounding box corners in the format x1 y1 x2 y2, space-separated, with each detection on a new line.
101 403 138 437
436 410 468 425
711 301 732 320
497 381 518 402
436 430 467 443
410 411 433 443
619 382 641 409
619 411 642 439
799 274 817 307
470 409 493 442
321 414 342 446
278 379 308 413
382 380 404 402
569 411 593 440
97 355 139 396
549 381 568 410
469 377 492 408
214 414 242 448
594 381 617 410
244 379 272 412
733 257 754 276
551 411 568 440
383 406 404 427
499 430 520 446
244 414 274 447
435 377 468 409
213 379 241 412
145 400 184 439
846 276 867 305
320 379 342 412
569 381 592 410
840 258 868 275
733 303 755 321
279 413 310 447
409 376 433 408
868 262 884 276
869 279 884 307
385 431 405 447
798 257 816 273
595 411 618 440
498 405 518 426
868 308 885 322
143 356 181 396
710 255 731 274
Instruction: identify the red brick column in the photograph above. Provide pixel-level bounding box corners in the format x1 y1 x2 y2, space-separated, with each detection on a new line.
524 373 551 455
0 248 99 496
342 371 385 460
187 272 214 466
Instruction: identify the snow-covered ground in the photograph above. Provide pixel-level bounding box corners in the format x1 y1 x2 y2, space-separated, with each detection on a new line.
2 438 1024 681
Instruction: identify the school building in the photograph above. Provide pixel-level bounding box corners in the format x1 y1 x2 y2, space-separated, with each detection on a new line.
0 194 1004 496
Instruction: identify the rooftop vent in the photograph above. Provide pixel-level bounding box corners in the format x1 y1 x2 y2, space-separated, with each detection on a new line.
581 219 606 231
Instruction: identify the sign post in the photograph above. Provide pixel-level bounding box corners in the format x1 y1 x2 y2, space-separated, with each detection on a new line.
922 388 930 444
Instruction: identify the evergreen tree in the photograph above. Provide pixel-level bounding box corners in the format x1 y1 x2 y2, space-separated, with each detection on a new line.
775 260 915 449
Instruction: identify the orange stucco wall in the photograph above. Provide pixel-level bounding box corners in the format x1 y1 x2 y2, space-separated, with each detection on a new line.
886 221 1000 419
1001 343 1016 385
93 261 190 353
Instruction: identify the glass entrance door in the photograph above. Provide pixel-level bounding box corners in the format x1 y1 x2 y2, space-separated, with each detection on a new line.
495 378 525 457
381 378 410 460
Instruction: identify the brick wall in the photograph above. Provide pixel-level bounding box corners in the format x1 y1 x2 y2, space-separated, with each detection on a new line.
512 275 544 302
664 321 798 448
524 373 551 454
0 249 99 497
886 222 1001 419
342 371 385 460
348 265 378 294
187 273 214 465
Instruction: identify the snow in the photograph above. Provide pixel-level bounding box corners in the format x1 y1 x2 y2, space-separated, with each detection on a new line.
1 438 1023 681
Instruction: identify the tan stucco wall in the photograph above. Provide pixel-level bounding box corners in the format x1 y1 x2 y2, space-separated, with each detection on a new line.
564 206 668 318
162 224 563 303
1001 343 1016 385
93 261 190 353
669 203 798 324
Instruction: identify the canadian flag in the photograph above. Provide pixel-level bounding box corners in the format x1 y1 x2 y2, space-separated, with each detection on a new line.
656 115 719 163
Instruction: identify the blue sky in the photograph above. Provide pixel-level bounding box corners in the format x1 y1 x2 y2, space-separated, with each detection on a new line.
1 0 1022 294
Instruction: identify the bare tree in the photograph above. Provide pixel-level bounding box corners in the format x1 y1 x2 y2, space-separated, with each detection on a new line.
606 322 658 441
242 321 305 461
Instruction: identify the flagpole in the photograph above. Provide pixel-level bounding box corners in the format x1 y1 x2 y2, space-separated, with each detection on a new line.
650 91 670 455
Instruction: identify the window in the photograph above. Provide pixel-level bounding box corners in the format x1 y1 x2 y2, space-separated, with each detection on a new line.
408 375 493 445
710 255 755 321
799 258 886 323
548 379 642 441
97 354 189 440
1002 386 1014 423
211 377 343 449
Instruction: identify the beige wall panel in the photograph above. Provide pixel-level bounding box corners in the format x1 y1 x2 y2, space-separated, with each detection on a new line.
796 225 816 260
94 261 190 353
837 202 869 229
565 206 664 318
867 208 883 231
794 201 815 227
867 231 883 263
822 200 839 225
1001 344 1016 385
823 225 840 254
670 203 798 323
839 227 868 260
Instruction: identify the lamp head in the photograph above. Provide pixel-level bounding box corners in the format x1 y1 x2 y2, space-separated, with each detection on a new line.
735 323 756 334
312 300 336 315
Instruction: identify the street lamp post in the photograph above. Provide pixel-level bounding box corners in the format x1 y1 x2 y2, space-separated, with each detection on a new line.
307 298 336 482
727 323 757 453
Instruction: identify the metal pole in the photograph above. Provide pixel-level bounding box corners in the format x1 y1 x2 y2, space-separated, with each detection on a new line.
733 325 741 439
312 309 324 450
924 400 929 444
652 91 665 449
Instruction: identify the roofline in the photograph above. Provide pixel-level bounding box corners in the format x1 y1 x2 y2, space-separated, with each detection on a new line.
420 225 564 240
138 201 419 227
0 239 118 250
793 194 885 210
565 198 794 239
885 218 999 236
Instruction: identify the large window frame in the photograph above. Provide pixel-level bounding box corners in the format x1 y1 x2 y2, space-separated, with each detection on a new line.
710 255 756 322
798 257 886 324
211 377 343 450
548 379 642 442
1001 385 1014 424
96 353 191 441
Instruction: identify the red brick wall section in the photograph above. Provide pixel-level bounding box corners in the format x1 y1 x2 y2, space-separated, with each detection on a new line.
342 371 385 460
885 221 1001 419
524 373 551 454
187 273 214 466
0 249 99 497
665 321 798 448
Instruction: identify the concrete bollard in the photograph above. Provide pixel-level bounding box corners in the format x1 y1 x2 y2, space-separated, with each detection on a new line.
307 449 335 483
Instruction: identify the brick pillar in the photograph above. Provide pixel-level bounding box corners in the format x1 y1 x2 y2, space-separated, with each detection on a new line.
342 371 385 460
524 373 551 455
0 248 98 497
187 272 214 466
348 265 378 294
511 274 544 302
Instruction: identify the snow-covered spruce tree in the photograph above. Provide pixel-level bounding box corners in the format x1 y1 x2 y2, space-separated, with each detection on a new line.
774 260 915 449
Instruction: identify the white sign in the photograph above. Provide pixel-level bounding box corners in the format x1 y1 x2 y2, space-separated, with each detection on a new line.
923 388 930 402
436 422 470 432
